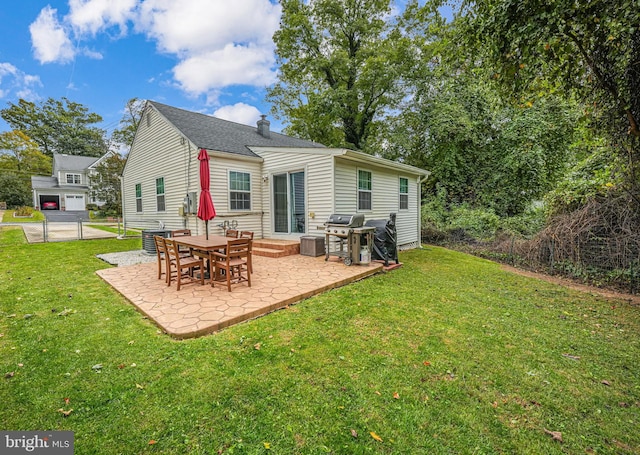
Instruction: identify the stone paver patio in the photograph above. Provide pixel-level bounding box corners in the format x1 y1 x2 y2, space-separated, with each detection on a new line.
97 254 384 338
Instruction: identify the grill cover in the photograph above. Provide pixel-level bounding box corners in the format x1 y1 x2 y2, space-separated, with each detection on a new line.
325 213 364 227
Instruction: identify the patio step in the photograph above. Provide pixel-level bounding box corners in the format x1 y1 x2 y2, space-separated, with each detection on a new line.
253 239 300 258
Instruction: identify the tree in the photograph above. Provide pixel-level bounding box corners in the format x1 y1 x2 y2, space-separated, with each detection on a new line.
386 70 578 216
0 173 31 208
458 0 640 150
110 98 145 150
90 152 126 214
0 97 107 157
0 130 51 176
0 131 52 207
267 0 436 152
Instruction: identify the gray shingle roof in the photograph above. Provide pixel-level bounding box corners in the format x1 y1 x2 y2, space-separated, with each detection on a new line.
150 101 326 158
54 154 100 171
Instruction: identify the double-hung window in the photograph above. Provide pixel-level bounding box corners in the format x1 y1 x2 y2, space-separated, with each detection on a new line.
155 177 165 212
135 183 142 212
229 171 251 210
66 173 81 184
358 169 372 211
399 177 409 210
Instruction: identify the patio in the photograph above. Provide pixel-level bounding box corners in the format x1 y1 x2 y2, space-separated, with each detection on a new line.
96 253 385 339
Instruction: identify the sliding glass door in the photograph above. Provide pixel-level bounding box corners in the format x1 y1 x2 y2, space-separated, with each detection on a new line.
273 171 305 234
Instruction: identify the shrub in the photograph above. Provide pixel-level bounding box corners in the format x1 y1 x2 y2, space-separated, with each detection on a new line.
14 206 35 217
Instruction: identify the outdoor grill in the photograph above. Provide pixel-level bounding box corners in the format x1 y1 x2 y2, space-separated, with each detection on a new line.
324 214 375 266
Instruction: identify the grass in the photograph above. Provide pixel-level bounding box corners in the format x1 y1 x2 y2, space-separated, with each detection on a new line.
2 210 45 223
1 234 639 454
86 224 142 236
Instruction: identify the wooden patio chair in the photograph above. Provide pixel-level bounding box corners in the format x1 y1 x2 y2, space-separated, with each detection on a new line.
171 229 192 256
225 229 239 238
154 235 175 283
165 238 205 290
239 231 254 273
239 230 254 239
211 238 251 291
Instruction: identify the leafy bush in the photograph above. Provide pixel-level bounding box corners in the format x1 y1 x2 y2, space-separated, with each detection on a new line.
14 206 35 217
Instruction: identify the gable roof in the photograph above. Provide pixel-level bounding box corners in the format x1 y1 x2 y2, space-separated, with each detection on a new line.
53 154 100 171
149 101 326 158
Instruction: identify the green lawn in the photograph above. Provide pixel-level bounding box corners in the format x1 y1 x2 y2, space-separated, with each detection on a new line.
1 231 638 454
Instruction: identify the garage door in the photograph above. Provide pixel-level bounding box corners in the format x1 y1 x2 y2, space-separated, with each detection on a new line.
65 195 85 211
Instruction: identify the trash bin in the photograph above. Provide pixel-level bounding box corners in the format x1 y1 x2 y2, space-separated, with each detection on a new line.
300 236 325 257
141 230 171 254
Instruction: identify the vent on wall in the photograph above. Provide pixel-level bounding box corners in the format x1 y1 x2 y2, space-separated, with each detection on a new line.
180 137 186 145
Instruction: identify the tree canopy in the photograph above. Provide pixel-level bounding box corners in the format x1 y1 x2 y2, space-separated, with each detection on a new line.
0 97 108 158
459 0 640 149
267 0 436 152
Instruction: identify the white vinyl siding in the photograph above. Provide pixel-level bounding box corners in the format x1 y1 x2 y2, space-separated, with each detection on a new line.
122 105 193 230
334 158 420 248
253 148 333 237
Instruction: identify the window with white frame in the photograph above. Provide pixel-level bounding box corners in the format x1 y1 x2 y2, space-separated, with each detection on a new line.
358 169 372 211
399 177 409 210
135 183 142 212
66 173 81 184
155 177 165 212
229 171 251 210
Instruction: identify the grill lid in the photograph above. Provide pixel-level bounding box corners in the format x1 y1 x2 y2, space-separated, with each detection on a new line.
325 213 365 227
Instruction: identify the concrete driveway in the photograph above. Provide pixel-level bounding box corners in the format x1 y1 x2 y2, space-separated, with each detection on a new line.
1 210 118 243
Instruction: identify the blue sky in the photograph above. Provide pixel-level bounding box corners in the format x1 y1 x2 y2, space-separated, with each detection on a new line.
0 0 284 135
0 1 451 138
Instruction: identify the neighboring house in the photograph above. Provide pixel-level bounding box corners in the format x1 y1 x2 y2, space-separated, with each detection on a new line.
31 152 115 210
122 101 430 250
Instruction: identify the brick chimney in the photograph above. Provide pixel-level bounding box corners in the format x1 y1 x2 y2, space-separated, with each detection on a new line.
257 114 271 139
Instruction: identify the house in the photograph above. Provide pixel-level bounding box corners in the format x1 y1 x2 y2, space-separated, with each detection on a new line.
122 101 429 250
31 152 115 211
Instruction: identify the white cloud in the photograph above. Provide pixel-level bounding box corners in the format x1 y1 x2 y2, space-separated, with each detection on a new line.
29 6 76 64
173 44 276 94
136 0 280 55
67 0 137 36
0 62 42 101
213 103 262 125
28 0 281 97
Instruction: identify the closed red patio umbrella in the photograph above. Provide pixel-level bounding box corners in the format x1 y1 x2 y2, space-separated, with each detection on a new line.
197 148 216 239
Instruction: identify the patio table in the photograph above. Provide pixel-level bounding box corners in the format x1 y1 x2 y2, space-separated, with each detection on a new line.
173 234 234 282
173 234 228 252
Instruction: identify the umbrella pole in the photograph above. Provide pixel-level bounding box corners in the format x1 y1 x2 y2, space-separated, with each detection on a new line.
205 220 209 239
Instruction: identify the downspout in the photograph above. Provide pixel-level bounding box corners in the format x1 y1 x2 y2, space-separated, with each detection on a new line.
417 174 429 249
118 175 126 238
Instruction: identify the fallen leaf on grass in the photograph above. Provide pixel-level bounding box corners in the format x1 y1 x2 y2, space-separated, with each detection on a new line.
118 364 126 369
64 398 70 405
254 343 261 350
5 371 15 379
263 442 271 449
148 440 157 445
423 361 431 366
57 408 73 417
601 380 611 386
350 429 358 438
374 391 381 396
544 429 563 442
562 353 581 361
393 392 400 399
91 364 103 371
370 432 383 442
136 383 145 390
